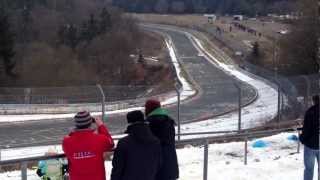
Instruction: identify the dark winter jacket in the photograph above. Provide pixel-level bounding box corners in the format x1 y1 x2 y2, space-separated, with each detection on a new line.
146 108 179 180
111 122 162 180
299 104 319 150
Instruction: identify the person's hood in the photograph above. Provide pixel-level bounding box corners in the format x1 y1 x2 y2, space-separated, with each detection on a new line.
147 108 168 117
126 122 159 144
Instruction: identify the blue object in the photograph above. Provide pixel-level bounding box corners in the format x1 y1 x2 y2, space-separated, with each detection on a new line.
252 140 269 148
287 134 299 141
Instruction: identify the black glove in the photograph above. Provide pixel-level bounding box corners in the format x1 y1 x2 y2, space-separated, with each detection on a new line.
36 168 44 177
62 164 69 175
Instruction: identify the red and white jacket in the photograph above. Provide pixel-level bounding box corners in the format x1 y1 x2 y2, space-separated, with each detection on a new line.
63 124 114 180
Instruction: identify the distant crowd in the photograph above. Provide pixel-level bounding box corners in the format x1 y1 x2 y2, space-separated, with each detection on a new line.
36 96 319 180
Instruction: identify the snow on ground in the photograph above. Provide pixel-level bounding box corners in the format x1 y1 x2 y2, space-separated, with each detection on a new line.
1 133 318 180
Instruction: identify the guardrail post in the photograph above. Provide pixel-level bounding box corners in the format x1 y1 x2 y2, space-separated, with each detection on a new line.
21 161 27 180
244 137 248 165
203 139 209 180
97 84 106 121
175 83 181 141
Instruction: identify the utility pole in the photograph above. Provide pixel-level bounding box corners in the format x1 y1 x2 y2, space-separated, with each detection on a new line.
273 38 279 81
317 0 320 117
273 37 281 125
318 0 320 69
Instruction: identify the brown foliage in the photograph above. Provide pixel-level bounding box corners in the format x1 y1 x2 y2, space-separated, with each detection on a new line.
279 0 319 75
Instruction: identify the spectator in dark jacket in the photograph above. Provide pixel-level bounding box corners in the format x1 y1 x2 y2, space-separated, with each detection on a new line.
145 99 179 180
299 95 319 180
111 110 161 180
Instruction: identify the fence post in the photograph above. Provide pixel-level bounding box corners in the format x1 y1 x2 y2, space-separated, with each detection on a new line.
302 75 311 110
24 88 31 104
244 137 248 165
175 83 181 141
203 139 209 180
238 86 242 132
0 149 1 172
97 84 106 121
21 161 27 180
233 81 242 132
277 83 281 128
296 129 301 153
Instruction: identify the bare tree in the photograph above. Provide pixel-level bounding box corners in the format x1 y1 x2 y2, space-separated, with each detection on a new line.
280 0 320 74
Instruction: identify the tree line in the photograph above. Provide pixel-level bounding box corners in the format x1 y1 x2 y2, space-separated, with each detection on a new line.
279 0 319 75
0 0 150 86
112 0 295 16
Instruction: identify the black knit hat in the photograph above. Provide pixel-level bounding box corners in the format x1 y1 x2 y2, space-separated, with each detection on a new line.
127 110 145 124
74 111 93 129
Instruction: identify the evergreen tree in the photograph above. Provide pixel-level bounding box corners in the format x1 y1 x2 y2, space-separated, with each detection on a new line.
58 24 79 50
99 7 112 34
20 5 33 43
0 9 16 76
81 14 99 42
252 41 260 57
80 22 89 42
65 24 79 50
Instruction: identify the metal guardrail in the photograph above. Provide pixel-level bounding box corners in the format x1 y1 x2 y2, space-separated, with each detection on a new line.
0 126 301 180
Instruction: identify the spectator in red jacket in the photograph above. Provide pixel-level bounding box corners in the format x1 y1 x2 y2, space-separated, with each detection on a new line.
63 111 114 180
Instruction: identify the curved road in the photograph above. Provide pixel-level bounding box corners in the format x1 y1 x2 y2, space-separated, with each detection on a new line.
0 25 257 149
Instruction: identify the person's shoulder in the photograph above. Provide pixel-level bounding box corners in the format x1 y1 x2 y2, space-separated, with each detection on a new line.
306 105 318 114
116 136 131 148
63 134 72 142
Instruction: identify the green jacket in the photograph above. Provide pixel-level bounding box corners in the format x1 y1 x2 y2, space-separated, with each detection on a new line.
147 108 169 117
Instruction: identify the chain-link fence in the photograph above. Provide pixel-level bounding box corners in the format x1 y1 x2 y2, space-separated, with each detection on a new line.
0 72 318 123
0 85 177 114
